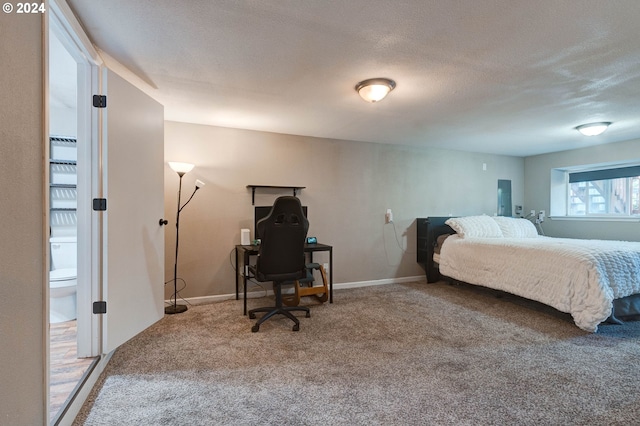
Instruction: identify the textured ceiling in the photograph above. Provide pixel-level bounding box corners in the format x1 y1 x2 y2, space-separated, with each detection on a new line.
64 0 640 156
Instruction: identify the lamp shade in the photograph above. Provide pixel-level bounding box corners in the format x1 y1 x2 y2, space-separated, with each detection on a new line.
575 122 611 136
355 78 396 103
168 162 195 175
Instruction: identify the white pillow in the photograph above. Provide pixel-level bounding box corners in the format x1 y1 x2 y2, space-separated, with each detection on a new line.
445 215 504 238
491 216 538 238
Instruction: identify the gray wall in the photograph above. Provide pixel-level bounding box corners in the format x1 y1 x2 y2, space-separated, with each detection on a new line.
164 121 524 298
524 138 640 240
0 14 46 426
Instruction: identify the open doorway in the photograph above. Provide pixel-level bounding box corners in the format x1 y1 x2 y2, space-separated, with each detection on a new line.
46 2 166 422
48 20 97 424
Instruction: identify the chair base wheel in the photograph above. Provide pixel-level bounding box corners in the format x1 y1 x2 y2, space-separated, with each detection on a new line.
249 281 310 332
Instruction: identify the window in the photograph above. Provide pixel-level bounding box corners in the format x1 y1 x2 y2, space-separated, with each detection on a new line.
551 163 640 218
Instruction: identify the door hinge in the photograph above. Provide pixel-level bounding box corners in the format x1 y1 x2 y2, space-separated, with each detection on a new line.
93 301 107 314
92 94 107 108
93 198 107 211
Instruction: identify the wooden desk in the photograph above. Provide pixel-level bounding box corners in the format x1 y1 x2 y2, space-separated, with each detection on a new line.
235 243 333 315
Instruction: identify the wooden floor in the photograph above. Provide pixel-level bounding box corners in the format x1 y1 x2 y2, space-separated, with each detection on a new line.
50 320 96 422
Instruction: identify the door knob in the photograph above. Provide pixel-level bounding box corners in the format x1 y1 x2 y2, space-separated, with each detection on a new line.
159 218 168 226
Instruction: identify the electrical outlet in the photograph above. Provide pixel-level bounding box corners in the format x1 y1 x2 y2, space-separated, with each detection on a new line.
323 263 329 271
385 209 393 224
538 210 545 223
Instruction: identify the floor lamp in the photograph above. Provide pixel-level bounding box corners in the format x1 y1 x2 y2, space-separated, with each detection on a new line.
166 161 204 314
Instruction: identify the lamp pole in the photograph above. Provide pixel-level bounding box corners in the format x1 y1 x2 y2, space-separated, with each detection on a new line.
166 171 188 314
165 162 201 315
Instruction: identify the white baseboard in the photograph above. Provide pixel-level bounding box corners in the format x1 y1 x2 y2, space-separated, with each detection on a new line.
169 275 427 307
334 275 426 290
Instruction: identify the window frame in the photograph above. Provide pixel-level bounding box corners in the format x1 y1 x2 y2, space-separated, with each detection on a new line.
550 161 640 221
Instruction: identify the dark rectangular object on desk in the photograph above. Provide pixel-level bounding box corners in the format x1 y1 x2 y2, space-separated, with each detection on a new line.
255 205 307 240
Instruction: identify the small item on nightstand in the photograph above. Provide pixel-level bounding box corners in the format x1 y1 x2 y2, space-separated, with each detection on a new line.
306 236 317 244
240 228 251 245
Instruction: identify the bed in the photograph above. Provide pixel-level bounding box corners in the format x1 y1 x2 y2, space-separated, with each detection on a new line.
418 215 640 332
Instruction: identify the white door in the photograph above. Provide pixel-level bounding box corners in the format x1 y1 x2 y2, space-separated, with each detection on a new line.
101 68 165 353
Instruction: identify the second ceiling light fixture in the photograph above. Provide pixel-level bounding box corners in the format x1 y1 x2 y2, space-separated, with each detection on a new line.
355 78 396 103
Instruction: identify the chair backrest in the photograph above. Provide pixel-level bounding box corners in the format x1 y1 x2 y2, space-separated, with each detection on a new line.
256 196 309 282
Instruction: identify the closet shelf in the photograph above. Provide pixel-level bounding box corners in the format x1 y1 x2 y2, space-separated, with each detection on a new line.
246 185 305 205
50 159 77 165
49 136 78 217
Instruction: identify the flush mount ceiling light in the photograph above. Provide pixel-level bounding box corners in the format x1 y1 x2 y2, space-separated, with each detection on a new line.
355 78 396 103
575 122 611 136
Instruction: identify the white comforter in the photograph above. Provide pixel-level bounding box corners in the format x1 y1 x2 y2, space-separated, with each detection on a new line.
438 235 640 332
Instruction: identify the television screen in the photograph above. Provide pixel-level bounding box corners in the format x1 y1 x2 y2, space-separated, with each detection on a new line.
254 205 307 240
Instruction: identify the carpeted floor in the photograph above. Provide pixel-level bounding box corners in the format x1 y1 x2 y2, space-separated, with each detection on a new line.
73 282 640 425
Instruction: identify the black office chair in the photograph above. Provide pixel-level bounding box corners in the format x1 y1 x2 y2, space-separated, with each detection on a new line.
248 196 310 332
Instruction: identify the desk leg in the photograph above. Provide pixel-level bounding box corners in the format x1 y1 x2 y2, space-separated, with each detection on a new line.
329 248 333 303
244 251 249 315
235 248 239 300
